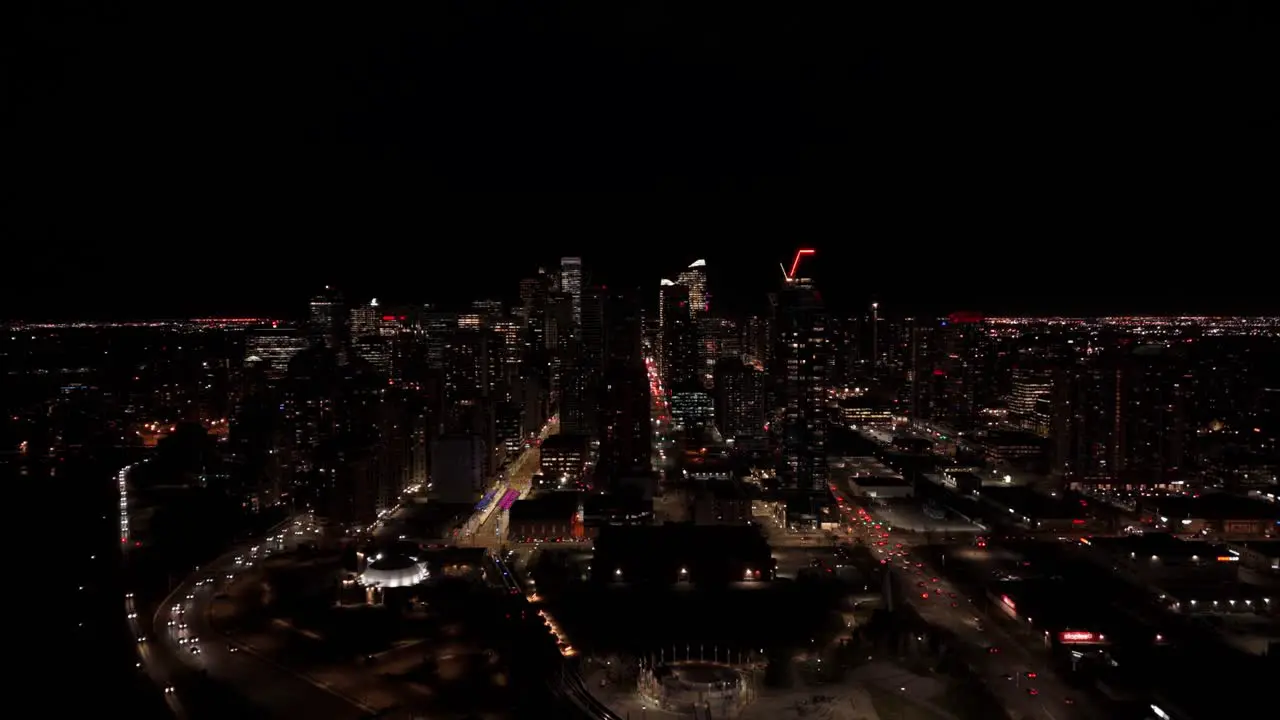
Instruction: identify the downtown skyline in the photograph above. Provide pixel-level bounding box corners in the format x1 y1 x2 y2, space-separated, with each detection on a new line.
6 245 1276 322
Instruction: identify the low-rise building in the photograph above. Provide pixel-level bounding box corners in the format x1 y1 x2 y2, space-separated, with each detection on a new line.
977 429 1045 465
507 493 585 543
591 523 774 585
979 486 1088 532
1138 494 1279 539
848 475 913 500
1226 540 1280 575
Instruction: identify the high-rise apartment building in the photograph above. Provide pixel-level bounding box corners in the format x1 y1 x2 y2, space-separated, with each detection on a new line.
774 250 829 492
714 357 766 440
936 311 985 431
1051 346 1189 485
661 284 699 391
597 287 652 485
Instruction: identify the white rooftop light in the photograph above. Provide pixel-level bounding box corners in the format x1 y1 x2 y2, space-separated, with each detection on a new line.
688 259 706 268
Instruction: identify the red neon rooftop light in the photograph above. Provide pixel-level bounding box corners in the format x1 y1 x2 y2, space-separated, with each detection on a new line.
788 248 816 279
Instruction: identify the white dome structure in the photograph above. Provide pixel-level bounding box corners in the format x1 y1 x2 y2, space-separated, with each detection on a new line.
359 554 429 588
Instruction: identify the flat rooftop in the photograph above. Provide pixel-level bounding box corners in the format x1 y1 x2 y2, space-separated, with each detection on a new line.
510 492 581 521
980 485 1083 520
1145 493 1280 521
1152 577 1273 604
594 523 771 559
851 475 911 488
1088 534 1231 561
1228 540 1280 559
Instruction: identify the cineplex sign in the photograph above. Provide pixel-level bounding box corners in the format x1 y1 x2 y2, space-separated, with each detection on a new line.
1058 630 1108 645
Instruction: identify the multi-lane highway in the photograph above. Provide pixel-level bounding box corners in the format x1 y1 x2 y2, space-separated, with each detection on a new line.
131 516 397 720
832 490 1097 720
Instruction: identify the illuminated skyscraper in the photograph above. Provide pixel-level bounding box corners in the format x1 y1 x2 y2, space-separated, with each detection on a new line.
774 249 829 492
309 286 344 350
676 259 708 316
560 256 582 329
656 278 678 378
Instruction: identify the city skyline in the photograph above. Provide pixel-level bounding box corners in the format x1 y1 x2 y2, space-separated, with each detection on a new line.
16 4 1275 720
7 244 1276 321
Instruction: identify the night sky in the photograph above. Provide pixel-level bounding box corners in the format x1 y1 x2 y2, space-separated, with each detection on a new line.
7 236 1274 321
9 3 1276 319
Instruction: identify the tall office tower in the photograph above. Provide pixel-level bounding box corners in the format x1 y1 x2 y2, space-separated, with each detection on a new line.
713 357 767 440
309 286 345 350
560 257 583 328
560 343 597 436
661 283 710 428
349 298 379 338
349 298 393 374
660 284 698 391
698 317 737 387
443 325 498 474
656 279 678 377
545 292 575 407
1009 366 1053 435
905 317 937 422
280 347 387 526
518 273 550 324
491 318 524 394
421 309 457 370
580 285 607 375
869 301 881 373
774 250 829 492
676 259 709 316
560 285 608 437
245 327 308 378
444 327 490 411
825 316 855 387
471 299 504 323
596 287 651 484
741 315 771 368
883 318 912 379
936 311 985 431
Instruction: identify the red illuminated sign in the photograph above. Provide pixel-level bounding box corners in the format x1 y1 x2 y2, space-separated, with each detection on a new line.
1000 594 1016 611
788 249 816 279
1058 631 1097 643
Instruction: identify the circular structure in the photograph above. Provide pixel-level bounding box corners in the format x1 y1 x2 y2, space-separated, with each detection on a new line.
638 662 748 715
359 553 428 588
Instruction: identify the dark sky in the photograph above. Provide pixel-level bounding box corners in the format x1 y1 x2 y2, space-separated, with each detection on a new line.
6 235 1274 321
8 3 1276 319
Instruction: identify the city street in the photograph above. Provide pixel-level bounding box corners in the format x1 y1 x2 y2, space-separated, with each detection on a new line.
832 490 1097 720
463 418 559 548
645 356 672 470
